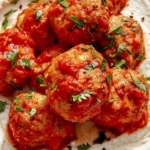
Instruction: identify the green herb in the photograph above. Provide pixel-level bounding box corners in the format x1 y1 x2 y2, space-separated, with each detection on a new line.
7 49 19 68
109 99 114 103
77 143 91 150
97 98 101 103
115 59 126 68
101 58 107 71
109 22 126 35
14 97 20 105
91 49 97 59
131 24 138 31
136 54 146 60
80 45 94 51
36 75 46 87
9 81 22 90
101 40 115 52
29 108 36 116
10 0 19 4
4 9 17 17
2 18 8 30
130 73 146 92
0 101 8 113
70 16 86 30
54 85 58 90
146 77 150 81
35 10 43 20
25 91 34 99
19 58 31 70
44 0 49 4
16 106 23 112
110 44 125 58
28 0 39 5
106 75 112 85
72 91 96 103
102 0 108 7
84 61 98 70
127 49 133 56
58 0 69 8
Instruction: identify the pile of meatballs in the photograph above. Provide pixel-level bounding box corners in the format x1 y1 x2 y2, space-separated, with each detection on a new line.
0 0 149 149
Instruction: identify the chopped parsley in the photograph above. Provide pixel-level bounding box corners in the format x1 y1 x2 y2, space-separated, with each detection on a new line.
16 106 23 112
84 61 98 70
25 91 35 99
77 143 91 150
58 0 69 8
0 101 8 113
136 54 146 60
4 9 17 17
9 81 23 90
36 75 46 87
2 18 8 30
70 16 86 31
101 58 107 71
102 0 108 7
14 97 20 105
35 10 43 20
109 99 115 103
29 108 37 117
130 73 146 92
44 0 49 4
106 75 112 85
7 49 19 68
18 58 31 70
146 77 150 81
71 90 96 103
28 0 39 5
115 59 126 68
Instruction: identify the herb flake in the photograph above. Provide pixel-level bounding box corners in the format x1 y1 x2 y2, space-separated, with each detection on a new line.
0 101 8 113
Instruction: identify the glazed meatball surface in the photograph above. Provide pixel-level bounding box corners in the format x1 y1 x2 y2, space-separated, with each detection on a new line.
48 0 109 46
8 92 75 150
16 0 57 52
0 28 35 96
45 44 112 123
99 15 145 69
93 68 149 134
30 44 66 93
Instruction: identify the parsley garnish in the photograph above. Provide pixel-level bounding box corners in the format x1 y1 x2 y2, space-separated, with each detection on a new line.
109 99 114 103
29 108 36 116
136 54 146 60
130 73 146 92
0 101 8 113
16 106 23 112
102 0 108 7
36 75 46 87
7 49 19 68
18 58 31 70
77 143 91 150
115 59 126 68
14 97 20 105
2 18 8 30
110 44 125 58
106 75 112 85
146 77 150 81
84 61 98 70
9 81 23 90
58 0 69 8
70 16 86 31
101 58 107 71
109 22 126 35
72 91 96 103
35 10 43 20
28 0 39 5
44 0 49 4
25 91 34 99
4 9 17 17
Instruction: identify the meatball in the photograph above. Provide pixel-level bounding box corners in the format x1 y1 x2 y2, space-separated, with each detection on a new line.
44 44 112 123
93 68 149 134
102 0 128 16
0 28 35 96
99 15 145 69
8 92 75 150
48 0 109 46
30 44 66 93
16 0 57 52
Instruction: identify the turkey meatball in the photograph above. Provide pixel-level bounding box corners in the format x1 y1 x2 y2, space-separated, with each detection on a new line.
8 92 75 150
30 44 66 93
16 0 57 52
99 15 145 69
93 68 149 134
44 44 112 123
48 0 109 46
0 28 35 96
